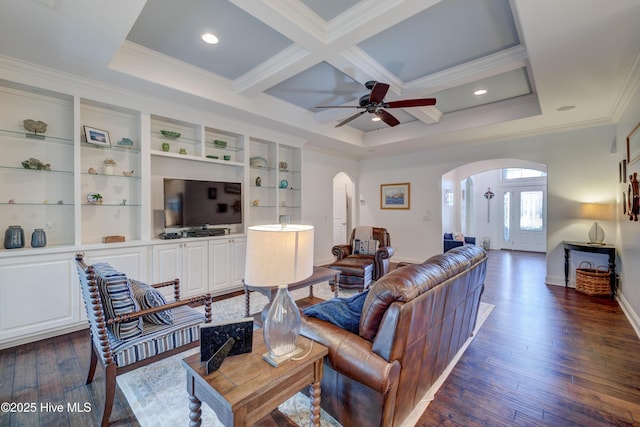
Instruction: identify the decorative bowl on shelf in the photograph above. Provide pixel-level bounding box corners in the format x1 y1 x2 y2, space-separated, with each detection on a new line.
213 139 227 148
249 156 268 167
88 193 103 205
160 130 181 139
206 155 219 159
117 137 134 147
122 170 134 177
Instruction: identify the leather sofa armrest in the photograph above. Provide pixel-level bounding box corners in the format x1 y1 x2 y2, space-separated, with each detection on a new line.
331 244 352 260
301 315 400 394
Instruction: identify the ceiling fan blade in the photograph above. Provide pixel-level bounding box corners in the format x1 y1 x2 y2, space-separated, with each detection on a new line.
386 98 436 108
376 109 400 127
336 111 366 127
315 105 361 108
369 82 390 104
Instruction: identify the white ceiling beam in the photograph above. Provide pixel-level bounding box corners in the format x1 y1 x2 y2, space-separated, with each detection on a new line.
405 106 443 125
403 45 529 96
230 0 444 96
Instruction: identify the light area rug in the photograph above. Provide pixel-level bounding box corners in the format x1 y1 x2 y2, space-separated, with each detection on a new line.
117 283 494 427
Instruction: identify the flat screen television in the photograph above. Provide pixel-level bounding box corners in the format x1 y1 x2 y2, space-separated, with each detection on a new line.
164 178 242 228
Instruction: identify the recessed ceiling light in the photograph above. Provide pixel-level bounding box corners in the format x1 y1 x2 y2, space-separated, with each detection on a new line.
201 33 219 44
474 89 487 96
372 116 381 122
557 105 575 111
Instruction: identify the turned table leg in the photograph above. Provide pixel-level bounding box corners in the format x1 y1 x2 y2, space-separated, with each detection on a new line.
309 381 321 427
188 394 202 427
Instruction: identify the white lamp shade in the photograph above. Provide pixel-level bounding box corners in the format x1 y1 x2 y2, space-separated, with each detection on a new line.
244 224 314 287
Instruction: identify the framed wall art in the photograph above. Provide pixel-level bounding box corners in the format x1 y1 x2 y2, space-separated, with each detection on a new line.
83 125 111 147
626 121 640 165
380 182 410 210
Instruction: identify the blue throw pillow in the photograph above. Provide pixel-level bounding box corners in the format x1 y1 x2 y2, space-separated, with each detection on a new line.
303 290 369 334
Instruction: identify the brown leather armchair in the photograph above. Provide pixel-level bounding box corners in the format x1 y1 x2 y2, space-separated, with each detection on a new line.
328 226 394 290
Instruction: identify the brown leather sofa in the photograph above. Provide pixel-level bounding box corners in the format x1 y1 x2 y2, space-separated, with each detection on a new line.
301 245 487 427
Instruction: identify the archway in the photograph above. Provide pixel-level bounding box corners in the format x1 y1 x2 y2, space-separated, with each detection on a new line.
442 159 547 252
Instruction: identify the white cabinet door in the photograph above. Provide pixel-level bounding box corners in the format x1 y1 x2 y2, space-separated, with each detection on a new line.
152 241 208 298
209 237 246 294
231 237 247 288
182 241 208 297
0 252 78 348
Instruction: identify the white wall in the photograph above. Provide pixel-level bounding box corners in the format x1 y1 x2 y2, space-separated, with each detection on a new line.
615 83 640 335
358 125 619 277
301 146 359 266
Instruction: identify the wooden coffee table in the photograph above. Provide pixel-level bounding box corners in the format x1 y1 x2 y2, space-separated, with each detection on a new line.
244 266 340 317
182 331 328 427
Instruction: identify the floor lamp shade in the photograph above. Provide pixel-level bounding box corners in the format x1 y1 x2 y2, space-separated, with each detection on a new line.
244 225 314 365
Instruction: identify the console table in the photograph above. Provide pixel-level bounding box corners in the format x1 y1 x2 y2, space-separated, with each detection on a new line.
563 241 616 296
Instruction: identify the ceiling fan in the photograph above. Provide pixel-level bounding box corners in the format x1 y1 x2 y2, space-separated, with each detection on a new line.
316 81 436 128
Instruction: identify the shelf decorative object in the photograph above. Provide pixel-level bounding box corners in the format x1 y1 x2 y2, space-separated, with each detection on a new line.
279 179 288 189
162 142 170 152
88 193 103 204
4 225 25 249
83 125 111 147
117 137 134 148
179 148 187 155
23 119 47 139
279 161 288 170
88 167 98 175
214 139 227 148
22 157 51 171
255 176 261 186
250 156 268 167
31 229 46 248
122 170 134 177
103 157 116 175
160 130 180 139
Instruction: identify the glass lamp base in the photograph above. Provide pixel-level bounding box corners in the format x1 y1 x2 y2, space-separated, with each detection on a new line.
262 346 304 367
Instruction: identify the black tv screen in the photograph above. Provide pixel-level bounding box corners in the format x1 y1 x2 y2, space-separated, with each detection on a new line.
164 178 242 228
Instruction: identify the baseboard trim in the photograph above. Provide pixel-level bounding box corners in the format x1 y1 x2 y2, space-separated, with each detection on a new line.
617 292 640 340
0 324 87 351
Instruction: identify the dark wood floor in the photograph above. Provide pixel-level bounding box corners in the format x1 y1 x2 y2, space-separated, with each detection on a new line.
418 250 640 427
1 250 639 426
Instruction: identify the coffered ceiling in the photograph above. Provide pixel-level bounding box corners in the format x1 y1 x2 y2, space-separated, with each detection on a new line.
1 0 640 158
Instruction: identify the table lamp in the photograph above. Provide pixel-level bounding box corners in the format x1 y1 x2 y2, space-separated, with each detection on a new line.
244 224 314 366
581 203 611 245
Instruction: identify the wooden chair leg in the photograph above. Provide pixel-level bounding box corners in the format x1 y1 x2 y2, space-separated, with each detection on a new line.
86 344 98 385
101 363 117 427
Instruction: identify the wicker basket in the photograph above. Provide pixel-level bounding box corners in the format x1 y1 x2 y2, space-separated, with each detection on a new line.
575 261 611 296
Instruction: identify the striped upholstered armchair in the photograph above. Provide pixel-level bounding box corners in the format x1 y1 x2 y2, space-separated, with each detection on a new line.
75 254 212 427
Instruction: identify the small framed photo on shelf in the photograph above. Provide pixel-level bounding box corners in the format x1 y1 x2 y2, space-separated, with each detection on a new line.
380 182 411 210
83 125 111 147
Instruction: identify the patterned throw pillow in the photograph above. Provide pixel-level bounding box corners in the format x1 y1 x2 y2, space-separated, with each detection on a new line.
452 232 465 242
129 279 174 325
92 263 143 341
353 239 380 255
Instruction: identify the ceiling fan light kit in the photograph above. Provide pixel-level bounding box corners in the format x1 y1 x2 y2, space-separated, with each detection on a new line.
316 81 436 128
